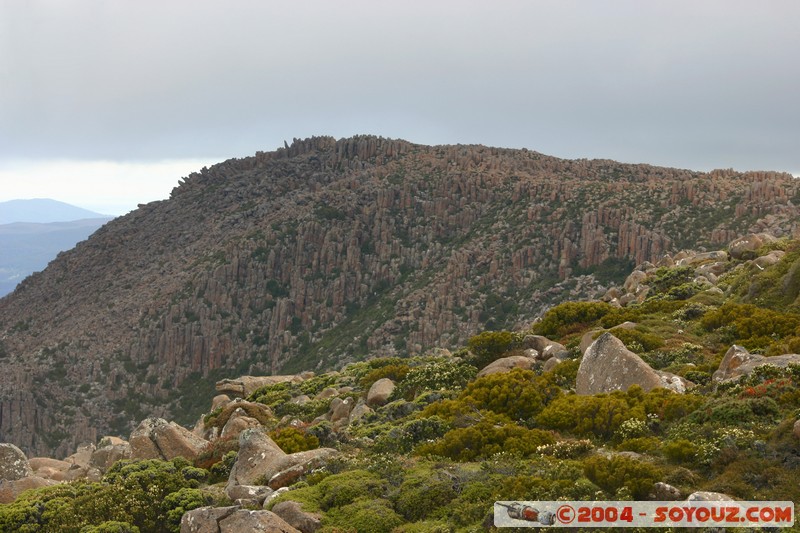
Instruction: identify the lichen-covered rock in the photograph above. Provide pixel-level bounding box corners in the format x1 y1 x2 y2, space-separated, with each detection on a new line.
366 378 395 406
712 345 800 383
623 270 648 294
272 501 322 533
754 250 785 268
686 491 735 502
349 399 372 424
522 335 568 360
649 482 682 501
0 443 32 481
130 417 208 461
180 505 240 533
220 413 261 441
64 443 95 468
476 356 537 377
577 333 688 394
225 483 273 504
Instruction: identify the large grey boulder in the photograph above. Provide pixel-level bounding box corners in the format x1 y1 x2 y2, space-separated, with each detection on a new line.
366 378 395 406
522 335 569 360
577 333 689 394
728 233 776 260
228 428 336 489
0 443 32 481
130 417 208 461
90 441 132 473
712 345 800 383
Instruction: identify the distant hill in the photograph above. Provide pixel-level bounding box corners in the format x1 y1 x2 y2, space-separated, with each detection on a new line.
0 199 113 297
1 135 799 457
0 198 109 224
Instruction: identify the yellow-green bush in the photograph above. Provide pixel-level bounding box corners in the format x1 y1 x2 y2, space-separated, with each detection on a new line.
415 421 555 461
537 392 643 439
583 455 662 499
533 302 613 338
466 330 522 368
269 427 319 454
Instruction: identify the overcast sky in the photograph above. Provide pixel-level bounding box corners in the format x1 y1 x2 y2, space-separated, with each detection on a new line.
1 1 798 215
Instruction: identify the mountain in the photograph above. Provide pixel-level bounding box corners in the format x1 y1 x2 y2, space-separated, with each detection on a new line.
0 218 113 297
0 135 799 458
0 199 109 224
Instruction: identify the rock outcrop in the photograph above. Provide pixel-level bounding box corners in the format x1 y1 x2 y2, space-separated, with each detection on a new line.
366 378 395 406
577 333 689 394
129 418 208 461
712 345 800 383
272 501 321 533
3 135 799 457
477 355 538 377
0 443 32 481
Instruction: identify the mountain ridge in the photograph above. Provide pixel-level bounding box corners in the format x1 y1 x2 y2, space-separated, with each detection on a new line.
0 135 799 457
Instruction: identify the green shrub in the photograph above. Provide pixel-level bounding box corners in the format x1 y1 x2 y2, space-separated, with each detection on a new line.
649 266 695 294
537 392 643 439
161 488 210 531
359 363 411 390
374 416 450 454
458 369 558 421
415 421 554 461
316 470 387 511
393 472 458 521
324 497 405 533
393 359 477 400
663 439 697 463
583 455 662 499
80 522 141 533
269 427 320 454
534 302 613 338
608 327 665 352
466 330 522 368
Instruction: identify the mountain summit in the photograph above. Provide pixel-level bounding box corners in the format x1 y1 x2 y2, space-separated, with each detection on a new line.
0 135 798 457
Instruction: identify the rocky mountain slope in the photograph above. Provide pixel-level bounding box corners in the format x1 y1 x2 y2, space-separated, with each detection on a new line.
1 135 799 457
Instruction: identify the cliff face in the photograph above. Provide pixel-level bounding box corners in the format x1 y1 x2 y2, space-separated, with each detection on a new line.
1 135 798 457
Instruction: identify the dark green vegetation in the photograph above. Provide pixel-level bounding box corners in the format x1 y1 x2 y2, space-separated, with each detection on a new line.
5 240 800 531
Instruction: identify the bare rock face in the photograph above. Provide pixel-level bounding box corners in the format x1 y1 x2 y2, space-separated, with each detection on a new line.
477 356 537 377
712 345 800 383
272 500 322 533
130 417 208 461
0 443 32 481
366 378 395 406
216 376 302 398
0 475 56 503
218 509 300 533
577 333 688 394
228 428 336 488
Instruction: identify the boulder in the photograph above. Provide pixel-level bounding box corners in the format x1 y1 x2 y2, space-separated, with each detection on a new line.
349 399 372 424
216 375 302 398
793 420 800 440
623 270 648 294
577 333 689 394
477 355 537 377
218 509 300 533
181 505 240 533
649 482 682 501
315 387 339 400
272 501 322 533
130 417 208 461
729 233 776 260
328 397 354 425
366 378 395 406
64 443 95 468
211 394 232 411
268 464 306 489
754 250 785 268
220 413 261 440
90 442 132 472
0 443 32 481
686 491 735 502
225 483 273 504
29 457 72 481
64 464 103 482
542 357 561 373
712 345 800 383
522 335 568 360
228 428 336 488
0 475 57 504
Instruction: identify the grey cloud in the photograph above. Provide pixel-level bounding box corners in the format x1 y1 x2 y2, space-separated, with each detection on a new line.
1 0 798 172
